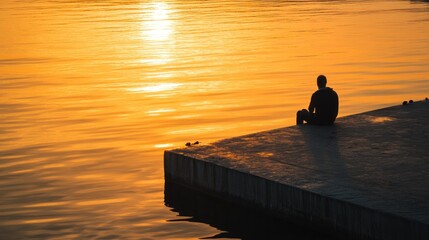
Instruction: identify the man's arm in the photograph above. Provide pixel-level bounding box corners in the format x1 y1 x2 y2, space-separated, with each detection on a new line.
308 94 315 113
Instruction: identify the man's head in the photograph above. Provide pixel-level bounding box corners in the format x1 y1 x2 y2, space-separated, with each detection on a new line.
317 75 327 89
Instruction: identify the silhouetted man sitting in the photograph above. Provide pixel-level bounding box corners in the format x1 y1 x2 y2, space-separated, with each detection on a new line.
296 75 338 125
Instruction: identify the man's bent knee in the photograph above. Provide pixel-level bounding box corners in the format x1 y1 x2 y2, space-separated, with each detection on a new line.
296 110 305 125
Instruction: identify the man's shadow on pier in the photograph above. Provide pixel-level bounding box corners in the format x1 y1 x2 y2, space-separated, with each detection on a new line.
297 123 357 193
298 123 360 196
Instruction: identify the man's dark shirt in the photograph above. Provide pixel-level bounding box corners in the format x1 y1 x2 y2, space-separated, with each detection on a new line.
309 87 339 125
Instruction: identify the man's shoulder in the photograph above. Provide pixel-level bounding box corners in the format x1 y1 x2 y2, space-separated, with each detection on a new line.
314 88 338 98
319 87 337 94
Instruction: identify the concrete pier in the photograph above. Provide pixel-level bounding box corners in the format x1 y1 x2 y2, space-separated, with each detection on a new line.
164 101 429 240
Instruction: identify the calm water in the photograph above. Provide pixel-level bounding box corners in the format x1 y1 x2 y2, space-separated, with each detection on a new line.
1 0 429 239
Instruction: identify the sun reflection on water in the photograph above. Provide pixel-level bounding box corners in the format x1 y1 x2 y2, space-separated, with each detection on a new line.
146 108 176 116
140 1 175 66
142 2 174 42
154 143 174 148
129 83 182 93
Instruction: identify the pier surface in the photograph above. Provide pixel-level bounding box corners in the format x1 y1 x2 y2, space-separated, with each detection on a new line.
164 101 429 240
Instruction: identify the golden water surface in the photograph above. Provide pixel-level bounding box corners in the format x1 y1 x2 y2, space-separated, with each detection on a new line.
1 0 429 239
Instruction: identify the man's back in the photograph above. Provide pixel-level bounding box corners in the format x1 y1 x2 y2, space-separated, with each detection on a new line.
309 87 339 125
